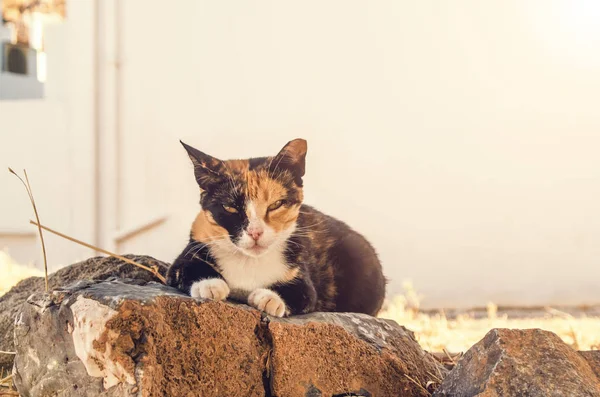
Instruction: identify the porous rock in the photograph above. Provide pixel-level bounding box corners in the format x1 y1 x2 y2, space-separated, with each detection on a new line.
433 328 600 397
0 255 167 372
13 278 445 397
268 313 444 396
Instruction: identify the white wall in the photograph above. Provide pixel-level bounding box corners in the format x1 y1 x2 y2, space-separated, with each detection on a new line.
114 0 600 309
4 1 600 309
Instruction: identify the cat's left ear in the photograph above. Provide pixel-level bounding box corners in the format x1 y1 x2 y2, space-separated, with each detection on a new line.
180 140 225 190
272 139 307 186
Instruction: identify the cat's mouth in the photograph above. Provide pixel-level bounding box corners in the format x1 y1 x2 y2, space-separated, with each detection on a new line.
249 246 266 254
240 243 268 257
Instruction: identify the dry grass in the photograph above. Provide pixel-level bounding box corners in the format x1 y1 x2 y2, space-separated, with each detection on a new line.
0 367 17 396
378 281 600 354
9 168 166 288
30 221 167 284
9 168 49 292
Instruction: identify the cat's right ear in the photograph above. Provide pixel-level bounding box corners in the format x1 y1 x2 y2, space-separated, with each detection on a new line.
180 141 225 190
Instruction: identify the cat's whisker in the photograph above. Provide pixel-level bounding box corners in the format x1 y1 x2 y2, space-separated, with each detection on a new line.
285 240 306 251
186 242 202 255
291 230 326 237
292 227 327 234
185 236 237 264
291 229 327 237
190 248 204 261
295 219 328 228
190 243 212 260
205 236 242 257
183 242 204 258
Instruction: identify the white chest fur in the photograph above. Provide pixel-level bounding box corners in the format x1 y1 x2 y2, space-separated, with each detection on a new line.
211 245 290 291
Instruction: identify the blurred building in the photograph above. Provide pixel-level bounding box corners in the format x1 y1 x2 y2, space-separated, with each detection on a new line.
0 0 54 99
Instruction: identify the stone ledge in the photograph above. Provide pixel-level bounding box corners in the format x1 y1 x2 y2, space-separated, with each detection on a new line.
13 278 444 397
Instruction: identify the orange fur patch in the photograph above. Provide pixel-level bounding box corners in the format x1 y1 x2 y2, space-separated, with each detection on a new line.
281 266 301 283
191 211 228 242
267 204 301 232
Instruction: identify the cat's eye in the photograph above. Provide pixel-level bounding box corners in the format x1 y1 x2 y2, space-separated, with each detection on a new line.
268 200 285 212
223 205 238 214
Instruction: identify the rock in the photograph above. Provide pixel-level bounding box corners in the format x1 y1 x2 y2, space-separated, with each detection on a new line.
14 279 266 397
0 255 168 372
268 313 444 396
581 351 600 380
13 278 445 397
434 328 600 397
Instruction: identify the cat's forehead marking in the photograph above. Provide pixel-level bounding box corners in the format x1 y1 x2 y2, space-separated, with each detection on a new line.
245 170 287 202
238 169 296 229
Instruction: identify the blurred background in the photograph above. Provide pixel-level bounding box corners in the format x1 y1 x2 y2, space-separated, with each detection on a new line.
1 0 599 315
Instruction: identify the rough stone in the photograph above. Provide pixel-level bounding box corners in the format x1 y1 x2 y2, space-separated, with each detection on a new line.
268 313 444 396
13 278 445 397
0 255 168 372
14 279 266 397
434 328 600 397
581 351 600 380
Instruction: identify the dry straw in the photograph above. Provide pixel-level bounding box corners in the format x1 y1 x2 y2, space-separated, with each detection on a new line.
0 369 16 396
29 221 167 284
9 167 167 286
9 168 49 292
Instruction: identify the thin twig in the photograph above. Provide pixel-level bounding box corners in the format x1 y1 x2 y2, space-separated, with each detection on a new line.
426 370 442 383
29 221 167 284
0 375 12 385
442 348 457 365
24 170 49 292
403 373 430 395
9 168 49 291
428 352 445 381
0 352 15 355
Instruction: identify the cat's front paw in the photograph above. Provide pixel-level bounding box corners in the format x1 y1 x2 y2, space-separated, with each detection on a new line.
190 278 230 301
248 288 286 317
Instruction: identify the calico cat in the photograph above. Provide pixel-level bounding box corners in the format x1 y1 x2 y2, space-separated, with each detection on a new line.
167 139 386 317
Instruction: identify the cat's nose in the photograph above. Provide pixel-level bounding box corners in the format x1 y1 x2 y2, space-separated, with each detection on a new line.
248 227 264 241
